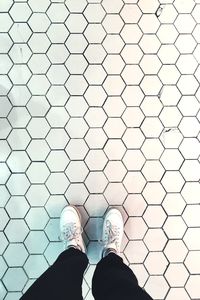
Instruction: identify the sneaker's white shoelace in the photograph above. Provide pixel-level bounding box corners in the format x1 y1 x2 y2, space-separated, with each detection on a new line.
98 220 120 251
59 222 83 248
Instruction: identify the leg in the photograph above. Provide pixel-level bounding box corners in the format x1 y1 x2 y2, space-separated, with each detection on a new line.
21 205 88 299
92 252 153 300
21 247 89 300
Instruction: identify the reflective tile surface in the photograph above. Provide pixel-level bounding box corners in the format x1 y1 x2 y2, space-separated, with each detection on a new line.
0 0 200 299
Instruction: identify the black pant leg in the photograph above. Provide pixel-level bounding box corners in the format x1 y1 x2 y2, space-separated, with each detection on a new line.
21 247 89 300
92 253 153 300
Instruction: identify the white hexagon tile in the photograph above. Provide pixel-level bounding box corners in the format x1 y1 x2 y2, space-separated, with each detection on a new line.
0 0 200 299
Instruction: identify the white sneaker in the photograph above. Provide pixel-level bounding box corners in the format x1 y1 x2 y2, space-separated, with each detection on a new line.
100 208 124 258
59 205 86 253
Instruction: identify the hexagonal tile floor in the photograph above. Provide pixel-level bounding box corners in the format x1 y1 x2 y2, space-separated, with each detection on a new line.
0 0 200 299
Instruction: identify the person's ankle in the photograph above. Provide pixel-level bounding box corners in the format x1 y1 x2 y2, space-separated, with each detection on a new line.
67 245 82 251
102 247 117 258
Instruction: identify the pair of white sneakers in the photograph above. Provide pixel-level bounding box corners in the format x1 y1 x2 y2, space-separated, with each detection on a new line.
60 205 124 258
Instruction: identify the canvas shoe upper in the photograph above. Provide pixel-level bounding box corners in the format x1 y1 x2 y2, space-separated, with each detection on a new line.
59 205 86 253
99 208 124 258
